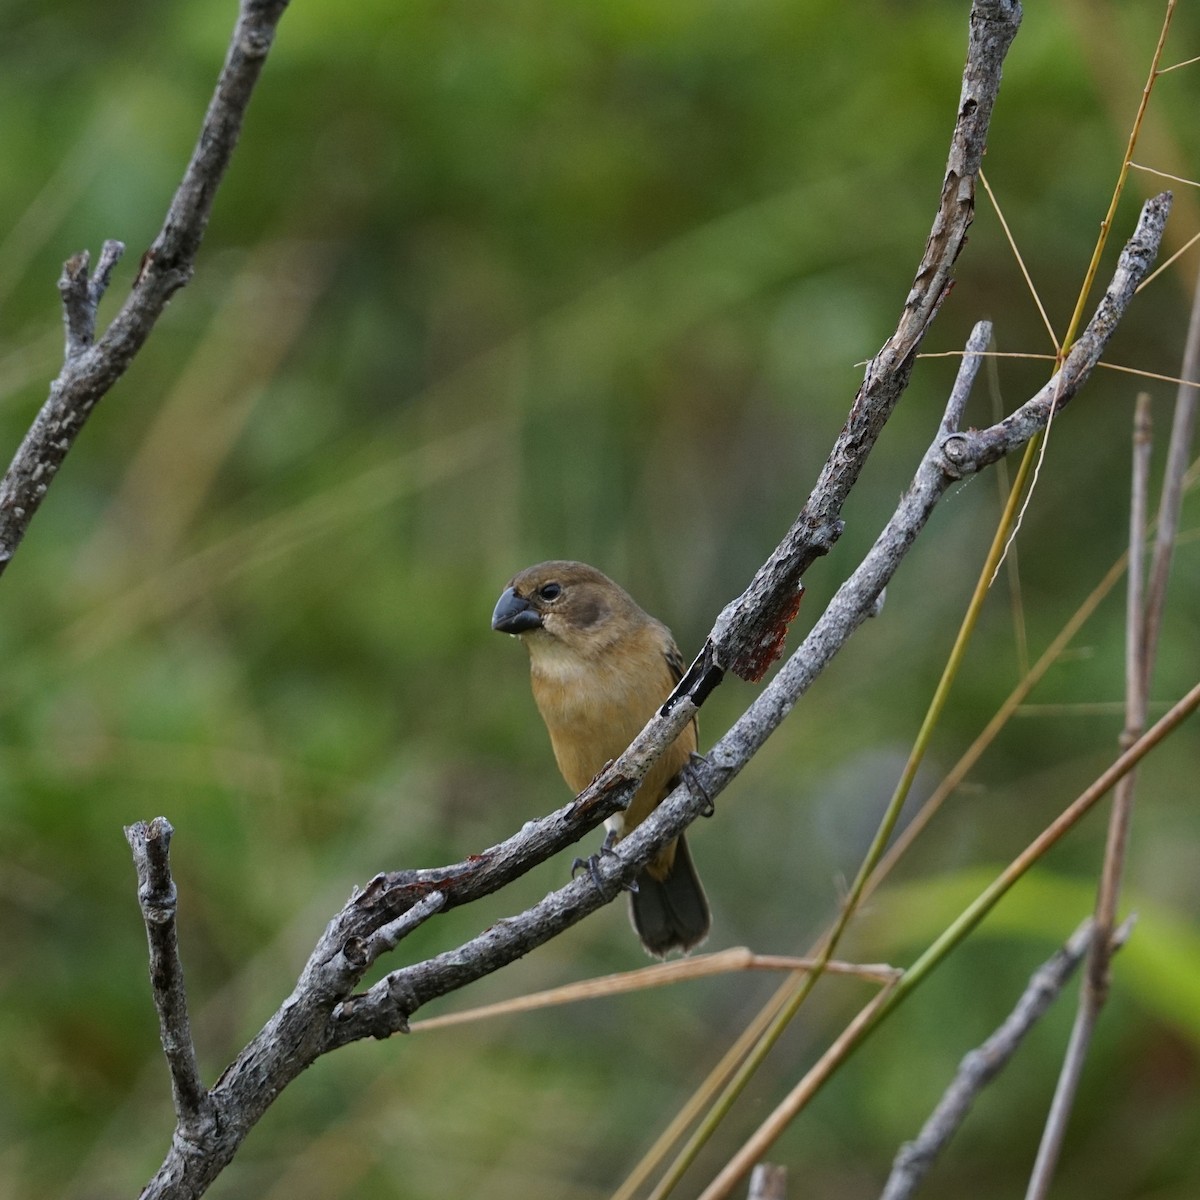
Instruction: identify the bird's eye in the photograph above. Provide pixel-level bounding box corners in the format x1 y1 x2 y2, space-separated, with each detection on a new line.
538 582 562 602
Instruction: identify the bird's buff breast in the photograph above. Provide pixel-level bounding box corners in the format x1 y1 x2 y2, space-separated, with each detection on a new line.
530 653 650 789
527 641 692 839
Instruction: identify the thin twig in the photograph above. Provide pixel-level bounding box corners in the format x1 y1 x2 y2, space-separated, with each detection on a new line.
125 818 211 1138
1015 399 1151 1200
1155 52 1200 73
880 918 1132 1200
58 241 126 360
361 891 447 965
0 0 291 575
984 340 1032 679
1102 392 1154 938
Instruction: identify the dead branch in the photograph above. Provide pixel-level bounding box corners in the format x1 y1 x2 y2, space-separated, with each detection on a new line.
125 818 210 1139
0 0 291 575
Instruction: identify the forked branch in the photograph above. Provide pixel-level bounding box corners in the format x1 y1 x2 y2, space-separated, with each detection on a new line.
0 0 291 575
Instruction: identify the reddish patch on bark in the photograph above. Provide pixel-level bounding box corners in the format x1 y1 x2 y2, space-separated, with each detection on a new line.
732 586 804 682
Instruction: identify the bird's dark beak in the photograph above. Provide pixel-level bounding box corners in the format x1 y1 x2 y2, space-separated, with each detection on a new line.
492 587 543 634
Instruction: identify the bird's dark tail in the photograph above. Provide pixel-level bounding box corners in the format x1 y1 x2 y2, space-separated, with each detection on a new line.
629 834 710 958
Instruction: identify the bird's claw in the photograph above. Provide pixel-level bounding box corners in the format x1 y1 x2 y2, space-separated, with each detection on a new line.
571 831 638 894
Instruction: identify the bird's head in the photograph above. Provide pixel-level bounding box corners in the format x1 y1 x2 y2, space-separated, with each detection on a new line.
491 560 634 658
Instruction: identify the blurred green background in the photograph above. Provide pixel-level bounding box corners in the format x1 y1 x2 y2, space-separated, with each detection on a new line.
1 1 1198 1197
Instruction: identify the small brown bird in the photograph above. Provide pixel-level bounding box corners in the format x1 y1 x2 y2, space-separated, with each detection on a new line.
492 560 710 957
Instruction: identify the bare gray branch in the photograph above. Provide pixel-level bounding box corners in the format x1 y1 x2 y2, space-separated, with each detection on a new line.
0 0 290 576
937 194 1172 478
130 191 1168 1200
318 198 1167 1049
58 241 126 360
125 818 210 1136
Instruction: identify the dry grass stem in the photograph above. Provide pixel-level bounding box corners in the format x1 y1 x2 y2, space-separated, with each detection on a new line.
1156 52 1200 73
1136 228 1200 292
695 985 900 1200
1098 361 1200 388
410 950 899 1033
917 349 1200 391
1022 393 1154 1199
868 550 1129 891
1129 162 1200 188
610 977 799 1200
1027 230 1200 1200
979 170 1060 351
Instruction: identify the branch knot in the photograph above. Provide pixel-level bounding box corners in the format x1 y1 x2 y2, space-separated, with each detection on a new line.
939 433 974 477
